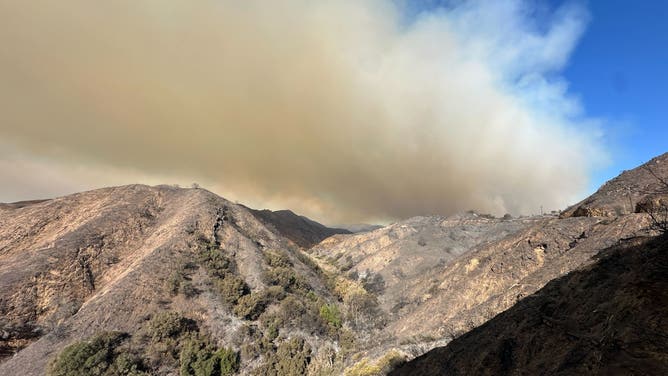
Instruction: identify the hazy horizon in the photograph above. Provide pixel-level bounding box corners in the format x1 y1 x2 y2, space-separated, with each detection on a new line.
0 0 622 223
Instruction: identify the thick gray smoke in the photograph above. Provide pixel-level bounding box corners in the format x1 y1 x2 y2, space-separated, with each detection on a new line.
0 0 604 223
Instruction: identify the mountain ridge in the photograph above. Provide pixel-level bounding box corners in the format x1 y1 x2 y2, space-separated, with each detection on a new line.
1 153 667 375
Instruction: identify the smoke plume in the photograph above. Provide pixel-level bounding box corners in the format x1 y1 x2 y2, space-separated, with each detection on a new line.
0 0 604 223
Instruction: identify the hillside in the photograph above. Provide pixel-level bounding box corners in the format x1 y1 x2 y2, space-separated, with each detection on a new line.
1 153 667 375
308 209 652 361
0 185 344 375
562 152 668 218
390 234 668 375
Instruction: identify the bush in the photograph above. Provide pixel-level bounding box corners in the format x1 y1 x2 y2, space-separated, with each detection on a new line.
264 250 293 268
216 275 250 305
166 272 183 296
257 337 311 376
217 347 241 376
146 312 195 342
234 293 267 321
262 267 308 293
345 292 385 330
638 165 668 233
106 352 149 376
233 287 285 320
48 332 148 376
294 250 322 274
199 246 233 278
261 295 327 335
179 336 240 376
636 195 668 233
144 337 180 370
319 304 342 329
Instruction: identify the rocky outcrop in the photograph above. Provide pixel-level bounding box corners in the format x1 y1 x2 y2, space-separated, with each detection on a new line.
563 152 668 218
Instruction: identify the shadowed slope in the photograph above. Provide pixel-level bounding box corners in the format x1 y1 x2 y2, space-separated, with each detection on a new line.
390 234 668 375
248 208 350 248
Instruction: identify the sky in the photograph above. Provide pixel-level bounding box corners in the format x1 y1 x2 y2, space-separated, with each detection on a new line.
558 0 668 189
0 0 665 224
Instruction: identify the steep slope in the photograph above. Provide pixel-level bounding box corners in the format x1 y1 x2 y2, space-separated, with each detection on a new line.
390 234 668 375
304 154 668 367
308 212 652 362
0 185 343 375
562 152 668 218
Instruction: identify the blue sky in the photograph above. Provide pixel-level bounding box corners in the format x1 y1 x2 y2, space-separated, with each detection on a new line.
560 0 668 190
408 0 667 192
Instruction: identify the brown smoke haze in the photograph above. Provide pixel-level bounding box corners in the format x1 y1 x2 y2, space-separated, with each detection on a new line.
0 0 604 223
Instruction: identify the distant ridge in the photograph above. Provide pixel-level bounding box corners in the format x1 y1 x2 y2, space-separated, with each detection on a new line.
248 208 351 248
0 199 50 210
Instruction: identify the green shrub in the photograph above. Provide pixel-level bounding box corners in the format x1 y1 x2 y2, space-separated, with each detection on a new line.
179 336 212 376
216 275 250 305
216 347 241 376
48 332 147 376
106 352 149 376
263 295 330 335
146 312 194 342
179 336 239 376
199 246 233 278
233 287 286 320
264 250 293 268
319 304 342 329
256 337 311 376
234 293 266 320
262 267 308 293
266 324 279 341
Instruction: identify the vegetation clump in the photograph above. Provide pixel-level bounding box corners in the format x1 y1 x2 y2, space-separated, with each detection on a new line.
48 311 242 376
199 244 234 278
146 312 195 342
234 287 286 320
47 332 148 376
260 295 328 336
216 274 250 306
179 335 240 376
319 304 342 330
262 267 308 293
264 250 293 268
255 337 312 376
